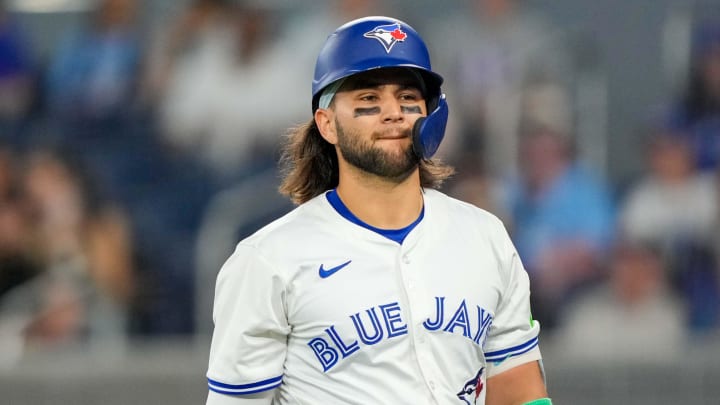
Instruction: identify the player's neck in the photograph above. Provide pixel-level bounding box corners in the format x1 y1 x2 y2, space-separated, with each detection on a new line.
335 167 423 230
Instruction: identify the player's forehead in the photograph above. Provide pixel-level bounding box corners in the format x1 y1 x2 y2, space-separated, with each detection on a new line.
339 67 425 93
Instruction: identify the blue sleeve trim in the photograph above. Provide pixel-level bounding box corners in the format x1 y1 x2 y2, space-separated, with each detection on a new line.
207 375 282 395
485 336 539 362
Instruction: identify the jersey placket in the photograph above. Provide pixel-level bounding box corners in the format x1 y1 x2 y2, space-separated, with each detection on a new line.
394 233 441 404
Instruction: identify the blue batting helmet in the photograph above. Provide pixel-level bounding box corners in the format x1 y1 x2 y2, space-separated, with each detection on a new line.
312 16 449 159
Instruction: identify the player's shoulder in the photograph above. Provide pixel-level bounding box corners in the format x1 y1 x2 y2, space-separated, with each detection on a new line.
239 192 330 250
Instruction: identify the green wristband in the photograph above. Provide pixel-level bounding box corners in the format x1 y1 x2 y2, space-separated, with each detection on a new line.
522 399 552 405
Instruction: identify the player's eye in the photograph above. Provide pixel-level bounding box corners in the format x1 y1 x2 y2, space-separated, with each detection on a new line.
399 93 419 102
399 90 422 102
358 93 379 102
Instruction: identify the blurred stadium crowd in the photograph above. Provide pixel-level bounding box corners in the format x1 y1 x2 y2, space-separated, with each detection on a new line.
0 0 719 371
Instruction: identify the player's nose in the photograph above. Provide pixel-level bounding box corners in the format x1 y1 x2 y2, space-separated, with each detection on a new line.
380 98 404 123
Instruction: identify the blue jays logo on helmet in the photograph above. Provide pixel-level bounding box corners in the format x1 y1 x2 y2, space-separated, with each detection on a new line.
363 23 407 53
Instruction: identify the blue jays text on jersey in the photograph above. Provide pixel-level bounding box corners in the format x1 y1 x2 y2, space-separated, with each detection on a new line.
309 296 494 372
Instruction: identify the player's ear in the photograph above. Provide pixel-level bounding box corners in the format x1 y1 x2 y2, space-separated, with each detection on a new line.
315 108 338 145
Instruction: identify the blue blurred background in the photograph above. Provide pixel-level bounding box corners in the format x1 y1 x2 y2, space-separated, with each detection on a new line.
0 0 719 403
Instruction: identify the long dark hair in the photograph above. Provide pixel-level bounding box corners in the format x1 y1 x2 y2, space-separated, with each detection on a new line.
278 118 455 205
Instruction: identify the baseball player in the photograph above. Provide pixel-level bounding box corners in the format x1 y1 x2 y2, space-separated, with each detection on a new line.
206 16 552 405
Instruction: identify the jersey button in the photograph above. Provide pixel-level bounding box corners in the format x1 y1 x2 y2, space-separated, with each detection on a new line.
428 381 436 390
402 255 410 264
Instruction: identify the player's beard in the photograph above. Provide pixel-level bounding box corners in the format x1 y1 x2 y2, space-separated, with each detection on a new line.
335 119 419 182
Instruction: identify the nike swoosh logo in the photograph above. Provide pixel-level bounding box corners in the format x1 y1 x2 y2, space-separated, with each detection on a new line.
318 260 352 278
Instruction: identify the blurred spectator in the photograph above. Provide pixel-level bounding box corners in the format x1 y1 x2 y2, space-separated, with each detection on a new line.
204 4 300 178
619 114 719 331
148 1 297 181
504 89 615 329
429 0 572 176
619 116 717 254
44 0 142 124
24 148 134 337
0 148 134 363
0 5 35 128
555 242 686 364
0 146 38 298
0 145 39 369
670 19 720 171
142 0 232 105
445 148 509 223
143 0 237 134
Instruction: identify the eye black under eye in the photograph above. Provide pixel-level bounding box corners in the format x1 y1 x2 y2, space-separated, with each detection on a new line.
401 105 422 114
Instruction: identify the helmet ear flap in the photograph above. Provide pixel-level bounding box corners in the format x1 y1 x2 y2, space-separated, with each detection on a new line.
412 94 448 159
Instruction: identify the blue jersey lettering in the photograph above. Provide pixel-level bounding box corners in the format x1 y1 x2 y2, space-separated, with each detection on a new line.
351 307 384 345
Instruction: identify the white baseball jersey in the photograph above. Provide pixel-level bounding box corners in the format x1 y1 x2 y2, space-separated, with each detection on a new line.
206 188 541 404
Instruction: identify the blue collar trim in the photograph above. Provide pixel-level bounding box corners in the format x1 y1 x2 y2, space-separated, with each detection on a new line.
326 189 424 244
